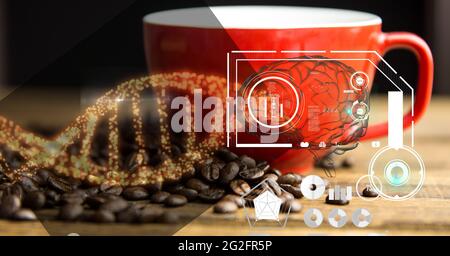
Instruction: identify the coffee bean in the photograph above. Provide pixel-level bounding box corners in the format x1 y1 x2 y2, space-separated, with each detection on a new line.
85 186 99 196
282 200 302 213
280 191 295 202
268 169 282 176
18 176 39 193
91 210 115 223
58 203 84 221
116 205 140 223
230 179 251 196
170 145 182 158
200 162 221 182
341 157 355 168
156 211 179 224
325 195 349 205
279 184 303 198
36 169 53 184
261 173 278 182
122 187 149 200
0 195 21 218
222 194 244 208
198 187 225 203
239 167 264 180
48 176 73 193
99 198 129 213
177 188 198 201
164 194 188 207
362 186 378 197
60 193 85 205
9 183 24 201
215 148 238 162
85 195 108 209
23 191 46 210
45 190 60 207
267 179 282 196
151 191 171 204
239 155 256 168
138 206 164 223
99 184 123 196
145 182 162 193
12 209 37 221
256 162 270 172
214 200 238 214
277 173 301 186
165 184 184 194
219 162 239 183
185 178 209 192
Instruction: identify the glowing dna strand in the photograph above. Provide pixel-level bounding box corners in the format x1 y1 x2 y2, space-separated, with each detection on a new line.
0 73 226 187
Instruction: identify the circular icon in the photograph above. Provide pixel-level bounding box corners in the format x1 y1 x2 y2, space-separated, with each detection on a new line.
300 175 326 200
304 208 323 228
247 76 300 129
328 208 347 228
350 101 369 120
355 174 382 201
384 159 410 186
350 71 369 91
352 208 372 228
368 146 425 201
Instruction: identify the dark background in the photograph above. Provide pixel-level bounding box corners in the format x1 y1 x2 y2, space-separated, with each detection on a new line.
0 0 448 94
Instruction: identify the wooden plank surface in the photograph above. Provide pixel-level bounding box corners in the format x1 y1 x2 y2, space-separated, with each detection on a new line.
0 96 449 236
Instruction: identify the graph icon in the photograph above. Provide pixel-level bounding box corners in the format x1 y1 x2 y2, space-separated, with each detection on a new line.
328 185 352 201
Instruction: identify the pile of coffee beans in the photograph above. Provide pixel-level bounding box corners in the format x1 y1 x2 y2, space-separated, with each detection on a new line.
0 147 366 224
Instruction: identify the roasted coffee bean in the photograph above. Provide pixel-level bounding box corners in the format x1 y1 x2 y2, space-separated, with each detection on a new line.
18 176 39 193
116 205 140 223
122 187 149 201
256 161 270 172
0 195 21 218
325 195 349 205
138 207 164 223
279 184 303 198
170 145 182 158
277 173 302 186
165 184 184 194
239 167 264 180
362 186 378 197
85 186 99 196
215 148 238 162
200 162 221 182
48 176 73 193
9 183 24 201
91 210 115 223
185 178 209 192
268 169 282 176
99 184 123 196
282 200 302 213
145 182 163 193
219 162 239 183
36 169 53 184
198 187 225 203
164 194 188 207
230 179 251 196
13 209 37 221
267 179 282 196
99 198 129 213
23 191 46 210
151 191 171 204
85 195 107 209
156 211 180 224
222 194 244 208
45 190 60 207
58 203 84 221
177 188 198 201
341 157 355 168
239 155 256 168
0 182 11 191
261 173 278 182
214 200 238 214
280 191 295 202
60 193 85 205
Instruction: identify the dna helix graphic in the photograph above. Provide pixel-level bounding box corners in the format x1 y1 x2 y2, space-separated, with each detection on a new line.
0 73 226 187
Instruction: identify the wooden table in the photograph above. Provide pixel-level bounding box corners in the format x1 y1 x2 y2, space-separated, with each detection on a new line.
0 96 449 236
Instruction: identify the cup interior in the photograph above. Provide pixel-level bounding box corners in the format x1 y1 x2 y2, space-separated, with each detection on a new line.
143 6 381 29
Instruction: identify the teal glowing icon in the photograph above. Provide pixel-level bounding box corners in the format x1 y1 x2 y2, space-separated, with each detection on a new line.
384 159 410 187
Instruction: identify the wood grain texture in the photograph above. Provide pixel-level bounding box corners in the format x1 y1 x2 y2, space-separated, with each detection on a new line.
0 96 449 236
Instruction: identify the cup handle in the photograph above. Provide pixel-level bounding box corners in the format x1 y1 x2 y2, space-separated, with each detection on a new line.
361 32 434 141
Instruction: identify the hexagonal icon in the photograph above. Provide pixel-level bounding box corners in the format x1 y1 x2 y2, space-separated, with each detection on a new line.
241 178 292 228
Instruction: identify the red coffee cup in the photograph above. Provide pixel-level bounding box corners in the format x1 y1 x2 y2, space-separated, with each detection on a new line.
143 6 433 173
